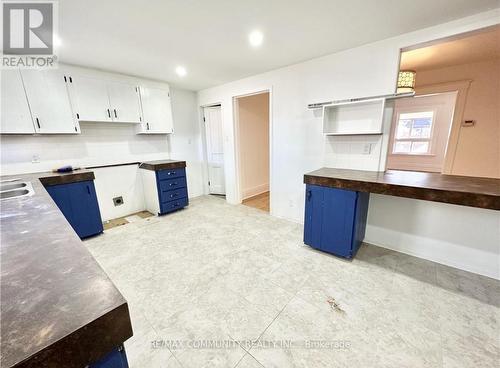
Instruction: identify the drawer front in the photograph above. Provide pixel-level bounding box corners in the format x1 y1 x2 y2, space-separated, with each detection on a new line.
157 168 186 181
160 197 188 214
159 187 188 203
159 177 187 192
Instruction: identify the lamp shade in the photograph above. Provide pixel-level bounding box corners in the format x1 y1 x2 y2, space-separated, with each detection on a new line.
397 70 416 92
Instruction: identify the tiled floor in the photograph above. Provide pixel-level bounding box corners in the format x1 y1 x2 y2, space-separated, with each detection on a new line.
242 192 270 212
85 195 500 368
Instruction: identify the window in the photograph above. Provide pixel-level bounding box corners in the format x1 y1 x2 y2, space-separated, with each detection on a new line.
392 111 434 154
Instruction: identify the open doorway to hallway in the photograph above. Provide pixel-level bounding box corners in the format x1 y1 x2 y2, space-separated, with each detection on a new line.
235 92 270 212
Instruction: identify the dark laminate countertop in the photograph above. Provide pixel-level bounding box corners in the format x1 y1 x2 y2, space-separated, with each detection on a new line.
0 171 133 368
304 168 500 210
139 159 186 171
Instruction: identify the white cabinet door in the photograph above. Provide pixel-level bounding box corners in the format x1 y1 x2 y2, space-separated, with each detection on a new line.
138 86 173 134
21 69 78 134
107 81 142 123
1 69 35 134
69 75 112 122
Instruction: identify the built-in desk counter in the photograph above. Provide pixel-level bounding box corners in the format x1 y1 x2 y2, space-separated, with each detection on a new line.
304 168 500 210
302 168 499 259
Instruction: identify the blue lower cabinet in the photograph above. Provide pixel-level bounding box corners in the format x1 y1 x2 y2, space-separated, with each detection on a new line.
156 168 189 215
90 346 129 368
304 184 369 258
45 180 103 239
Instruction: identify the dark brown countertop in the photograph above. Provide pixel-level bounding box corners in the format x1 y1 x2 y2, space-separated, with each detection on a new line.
304 168 500 210
139 159 186 171
38 169 95 187
0 172 133 368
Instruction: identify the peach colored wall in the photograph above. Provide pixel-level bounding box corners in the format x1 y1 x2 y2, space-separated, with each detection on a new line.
237 93 270 199
415 59 500 178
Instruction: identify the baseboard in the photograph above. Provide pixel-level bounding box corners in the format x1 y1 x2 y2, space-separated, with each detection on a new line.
242 183 269 200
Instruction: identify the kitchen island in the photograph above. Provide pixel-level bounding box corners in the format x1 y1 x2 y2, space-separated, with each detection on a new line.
0 171 133 368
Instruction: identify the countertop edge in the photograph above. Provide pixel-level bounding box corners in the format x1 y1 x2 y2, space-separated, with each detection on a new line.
304 172 500 211
139 160 187 171
13 303 133 368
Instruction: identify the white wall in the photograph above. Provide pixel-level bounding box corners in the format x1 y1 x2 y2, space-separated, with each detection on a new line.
237 93 270 199
197 9 500 279
0 71 204 220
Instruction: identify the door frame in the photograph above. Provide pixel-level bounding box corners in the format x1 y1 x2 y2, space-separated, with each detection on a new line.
233 88 273 212
200 103 224 195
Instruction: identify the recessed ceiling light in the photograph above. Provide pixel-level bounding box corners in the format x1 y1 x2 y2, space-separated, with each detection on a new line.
175 66 187 77
248 30 263 47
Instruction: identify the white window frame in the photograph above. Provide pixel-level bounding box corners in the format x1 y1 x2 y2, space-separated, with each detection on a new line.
390 107 438 156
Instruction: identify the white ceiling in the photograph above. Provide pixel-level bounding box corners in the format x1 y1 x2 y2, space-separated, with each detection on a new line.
401 25 500 71
58 0 499 90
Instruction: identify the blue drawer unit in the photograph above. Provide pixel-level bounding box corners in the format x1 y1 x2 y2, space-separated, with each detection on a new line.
304 184 369 258
45 180 104 239
140 160 189 216
90 346 129 368
157 167 189 214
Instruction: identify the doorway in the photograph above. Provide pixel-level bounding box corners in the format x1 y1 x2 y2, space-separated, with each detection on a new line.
203 105 225 195
235 92 270 212
386 92 457 172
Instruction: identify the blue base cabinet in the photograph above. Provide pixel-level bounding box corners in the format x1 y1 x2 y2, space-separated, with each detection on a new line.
156 167 189 215
90 346 129 368
304 184 369 258
45 180 104 239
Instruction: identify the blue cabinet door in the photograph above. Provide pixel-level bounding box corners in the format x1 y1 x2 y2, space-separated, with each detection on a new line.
45 184 74 224
304 185 324 250
90 346 129 368
320 188 358 258
45 180 103 239
303 185 369 259
68 181 104 238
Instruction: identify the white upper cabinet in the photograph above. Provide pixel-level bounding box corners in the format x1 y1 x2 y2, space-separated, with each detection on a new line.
68 75 113 122
107 81 142 123
0 70 35 134
21 69 79 134
138 86 173 134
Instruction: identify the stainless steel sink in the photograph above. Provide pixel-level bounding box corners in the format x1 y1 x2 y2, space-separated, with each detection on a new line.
0 182 27 191
1 189 30 199
0 181 34 200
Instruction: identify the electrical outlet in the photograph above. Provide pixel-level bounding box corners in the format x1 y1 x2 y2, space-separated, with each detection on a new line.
32 154 40 163
362 144 371 155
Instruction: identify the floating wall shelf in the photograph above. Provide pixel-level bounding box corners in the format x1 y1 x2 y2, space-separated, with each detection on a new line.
322 98 386 136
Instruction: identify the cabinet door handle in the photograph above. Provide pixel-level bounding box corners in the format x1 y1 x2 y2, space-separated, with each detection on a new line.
307 190 312 201
35 117 41 129
107 109 111 118
114 109 118 118
146 123 149 130
87 185 90 194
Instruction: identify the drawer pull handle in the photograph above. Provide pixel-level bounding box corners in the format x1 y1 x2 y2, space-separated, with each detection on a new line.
170 182 177 186
170 193 177 198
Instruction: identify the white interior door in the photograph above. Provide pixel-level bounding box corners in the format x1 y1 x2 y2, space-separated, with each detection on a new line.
0 69 35 134
69 75 112 122
107 81 142 123
386 92 457 172
203 106 225 195
21 69 78 134
139 86 173 133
